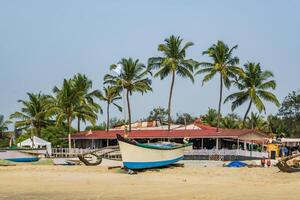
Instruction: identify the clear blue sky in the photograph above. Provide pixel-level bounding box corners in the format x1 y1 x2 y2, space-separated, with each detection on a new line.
1 0 299 127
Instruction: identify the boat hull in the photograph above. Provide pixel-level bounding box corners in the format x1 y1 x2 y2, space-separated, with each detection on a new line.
0 150 40 162
117 134 191 169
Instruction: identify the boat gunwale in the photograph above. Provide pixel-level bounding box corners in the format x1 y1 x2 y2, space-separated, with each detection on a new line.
116 134 192 150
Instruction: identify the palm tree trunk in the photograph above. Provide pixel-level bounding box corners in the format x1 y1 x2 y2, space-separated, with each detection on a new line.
106 103 110 132
67 115 72 152
37 121 41 137
243 100 252 128
168 71 176 131
126 90 131 132
77 117 80 132
217 74 223 132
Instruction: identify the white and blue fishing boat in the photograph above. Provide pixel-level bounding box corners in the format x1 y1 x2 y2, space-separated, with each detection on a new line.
0 149 40 162
117 134 192 169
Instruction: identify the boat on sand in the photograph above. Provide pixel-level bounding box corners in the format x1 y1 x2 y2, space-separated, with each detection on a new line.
0 149 40 162
117 134 192 169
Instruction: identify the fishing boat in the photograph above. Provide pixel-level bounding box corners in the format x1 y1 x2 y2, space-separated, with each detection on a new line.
0 149 40 162
117 134 192 169
277 154 300 173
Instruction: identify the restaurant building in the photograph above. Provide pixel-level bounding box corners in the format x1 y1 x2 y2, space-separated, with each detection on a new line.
70 119 270 160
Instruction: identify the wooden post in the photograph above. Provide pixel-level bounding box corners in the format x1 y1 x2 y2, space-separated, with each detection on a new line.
106 139 109 147
237 138 240 157
201 138 204 149
216 138 219 150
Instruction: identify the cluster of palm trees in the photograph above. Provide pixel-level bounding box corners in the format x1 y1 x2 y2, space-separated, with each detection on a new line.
5 35 280 149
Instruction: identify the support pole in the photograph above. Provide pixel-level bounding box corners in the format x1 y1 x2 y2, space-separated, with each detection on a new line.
201 138 204 149
237 138 240 157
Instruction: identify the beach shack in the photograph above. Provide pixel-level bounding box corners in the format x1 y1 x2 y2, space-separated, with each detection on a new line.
64 120 270 160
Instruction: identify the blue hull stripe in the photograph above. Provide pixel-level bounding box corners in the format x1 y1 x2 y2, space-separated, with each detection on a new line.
5 157 40 162
123 156 183 169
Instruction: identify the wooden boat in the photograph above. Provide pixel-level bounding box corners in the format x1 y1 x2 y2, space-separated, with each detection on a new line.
0 149 40 162
277 154 300 173
116 134 192 169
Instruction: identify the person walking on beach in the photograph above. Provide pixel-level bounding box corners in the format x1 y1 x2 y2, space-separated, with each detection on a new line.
261 157 266 167
267 159 271 167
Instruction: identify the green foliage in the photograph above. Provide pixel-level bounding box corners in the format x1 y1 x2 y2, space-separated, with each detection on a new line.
0 137 9 148
99 86 122 131
277 90 300 137
109 117 127 128
40 126 68 147
0 115 11 137
85 123 106 131
201 108 218 127
10 93 54 137
175 113 195 125
16 133 30 144
147 107 168 124
224 62 280 127
221 113 240 129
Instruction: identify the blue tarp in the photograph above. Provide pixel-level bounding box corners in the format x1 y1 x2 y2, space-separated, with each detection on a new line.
226 161 247 168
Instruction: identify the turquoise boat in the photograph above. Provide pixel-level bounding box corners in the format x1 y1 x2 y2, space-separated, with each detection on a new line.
0 149 40 162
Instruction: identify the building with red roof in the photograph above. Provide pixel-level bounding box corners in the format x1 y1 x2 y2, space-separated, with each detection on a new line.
71 120 270 158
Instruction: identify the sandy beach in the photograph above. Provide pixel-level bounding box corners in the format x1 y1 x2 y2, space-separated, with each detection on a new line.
1 162 300 200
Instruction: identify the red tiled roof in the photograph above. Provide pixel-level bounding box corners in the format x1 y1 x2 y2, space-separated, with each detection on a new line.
71 128 268 140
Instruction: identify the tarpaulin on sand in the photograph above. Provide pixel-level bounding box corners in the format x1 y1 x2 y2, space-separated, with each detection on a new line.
226 161 247 168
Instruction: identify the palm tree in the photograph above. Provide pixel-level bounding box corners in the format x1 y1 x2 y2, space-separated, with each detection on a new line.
104 58 152 131
245 112 267 130
0 115 11 137
201 108 218 127
10 92 53 137
224 62 280 128
221 113 240 129
72 73 102 132
52 79 98 150
99 86 122 131
148 35 196 131
196 41 241 132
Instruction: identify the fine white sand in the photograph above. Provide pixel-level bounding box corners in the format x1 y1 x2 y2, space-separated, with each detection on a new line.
1 162 300 200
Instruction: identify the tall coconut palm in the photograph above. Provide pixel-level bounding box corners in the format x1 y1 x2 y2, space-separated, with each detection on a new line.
148 35 196 131
52 79 98 151
104 58 152 131
0 115 11 137
99 86 122 131
72 73 102 132
10 92 53 137
196 41 241 132
224 62 280 128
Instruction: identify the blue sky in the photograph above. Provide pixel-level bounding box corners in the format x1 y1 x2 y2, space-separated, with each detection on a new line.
1 0 299 127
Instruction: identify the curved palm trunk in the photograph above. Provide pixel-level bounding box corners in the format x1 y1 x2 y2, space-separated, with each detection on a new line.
106 102 110 132
217 74 223 132
168 71 176 131
126 90 132 132
77 117 81 132
243 100 252 128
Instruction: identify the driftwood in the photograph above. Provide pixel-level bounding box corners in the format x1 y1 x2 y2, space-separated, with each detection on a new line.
277 154 300 173
78 146 120 166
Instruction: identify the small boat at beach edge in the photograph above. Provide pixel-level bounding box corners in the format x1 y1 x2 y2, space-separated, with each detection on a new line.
116 134 192 169
0 149 40 162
